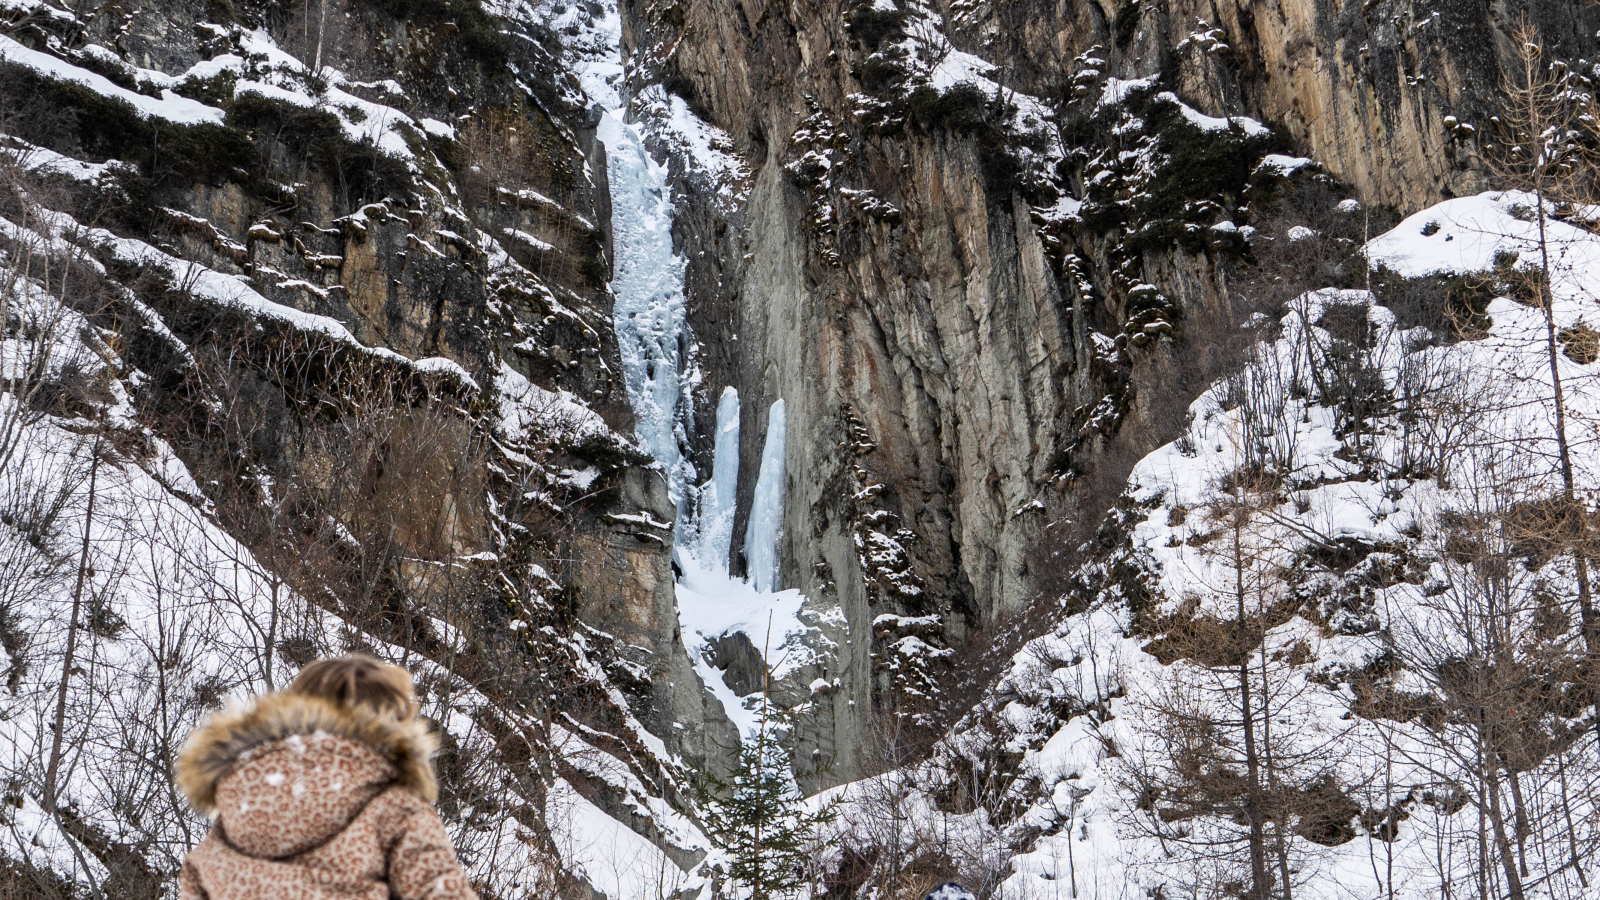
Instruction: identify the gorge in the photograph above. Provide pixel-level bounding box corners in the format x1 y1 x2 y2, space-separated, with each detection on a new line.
0 0 1597 897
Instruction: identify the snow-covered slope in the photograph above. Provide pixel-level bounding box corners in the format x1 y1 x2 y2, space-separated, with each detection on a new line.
0 231 560 897
12 0 1600 894
918 191 1600 899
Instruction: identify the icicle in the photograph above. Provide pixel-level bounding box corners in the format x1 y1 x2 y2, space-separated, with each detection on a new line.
696 387 741 572
744 400 786 592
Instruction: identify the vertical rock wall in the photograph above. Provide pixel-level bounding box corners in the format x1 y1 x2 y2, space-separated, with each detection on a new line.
620 0 1598 780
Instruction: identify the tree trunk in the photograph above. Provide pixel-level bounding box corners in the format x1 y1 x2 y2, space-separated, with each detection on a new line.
1259 614 1294 900
1485 765 1528 900
1507 768 1531 878
1533 183 1599 699
1234 508 1271 900
44 438 99 813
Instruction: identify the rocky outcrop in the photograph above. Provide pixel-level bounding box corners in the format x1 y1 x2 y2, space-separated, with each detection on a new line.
962 0 1598 209
0 0 736 892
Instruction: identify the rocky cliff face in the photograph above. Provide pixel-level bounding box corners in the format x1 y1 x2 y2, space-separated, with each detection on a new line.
0 0 732 894
616 0 1598 780
939 0 1598 209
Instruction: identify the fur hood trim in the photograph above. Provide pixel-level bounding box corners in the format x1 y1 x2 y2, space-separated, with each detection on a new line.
176 691 438 815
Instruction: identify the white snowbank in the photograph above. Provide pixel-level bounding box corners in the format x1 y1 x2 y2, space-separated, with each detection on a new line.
0 35 224 125
675 560 809 738
955 190 1600 900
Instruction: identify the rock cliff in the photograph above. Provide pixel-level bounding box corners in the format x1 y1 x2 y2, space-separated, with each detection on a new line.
616 0 1598 780
0 0 731 894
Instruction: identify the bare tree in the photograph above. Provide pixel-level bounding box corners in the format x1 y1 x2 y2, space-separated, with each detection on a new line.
1482 23 1600 680
1379 444 1599 900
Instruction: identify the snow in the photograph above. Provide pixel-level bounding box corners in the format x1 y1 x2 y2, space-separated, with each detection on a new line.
82 223 465 386
1047 194 1084 221
233 79 415 158
674 560 809 738
496 362 609 445
743 400 787 594
505 228 556 252
0 360 581 898
182 51 244 81
1158 91 1270 134
93 229 357 338
161 28 436 164
1098 76 1158 109
635 85 751 194
419 117 456 139
1258 153 1315 174
1364 190 1600 303
890 6 1055 157
1152 88 1273 133
0 35 225 125
531 0 623 110
556 466 601 491
0 137 123 184
1095 80 1271 145
607 511 673 530
412 356 474 381
548 779 702 900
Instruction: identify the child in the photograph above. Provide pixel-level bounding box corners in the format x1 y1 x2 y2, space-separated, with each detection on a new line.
175 655 478 899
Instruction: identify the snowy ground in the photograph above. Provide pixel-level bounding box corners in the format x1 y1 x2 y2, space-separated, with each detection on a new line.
20 0 1600 896
0 366 569 897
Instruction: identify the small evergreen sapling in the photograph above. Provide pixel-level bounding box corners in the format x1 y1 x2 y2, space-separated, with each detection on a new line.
699 628 838 900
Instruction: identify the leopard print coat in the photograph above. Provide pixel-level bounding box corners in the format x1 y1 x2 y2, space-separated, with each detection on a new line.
175 691 477 900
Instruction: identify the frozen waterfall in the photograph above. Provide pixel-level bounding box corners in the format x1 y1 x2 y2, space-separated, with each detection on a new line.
694 387 741 573
597 107 789 592
596 113 692 520
593 55 808 737
744 400 787 593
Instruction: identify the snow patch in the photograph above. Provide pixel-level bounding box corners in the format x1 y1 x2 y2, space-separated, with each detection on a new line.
0 35 224 125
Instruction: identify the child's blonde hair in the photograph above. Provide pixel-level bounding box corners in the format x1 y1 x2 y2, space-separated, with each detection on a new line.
289 655 417 720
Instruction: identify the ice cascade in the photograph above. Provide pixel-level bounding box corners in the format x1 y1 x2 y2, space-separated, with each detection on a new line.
694 387 741 572
596 113 692 520
744 400 787 593
592 43 809 737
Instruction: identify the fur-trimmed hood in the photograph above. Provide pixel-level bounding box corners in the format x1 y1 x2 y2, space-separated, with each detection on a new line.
177 691 439 817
